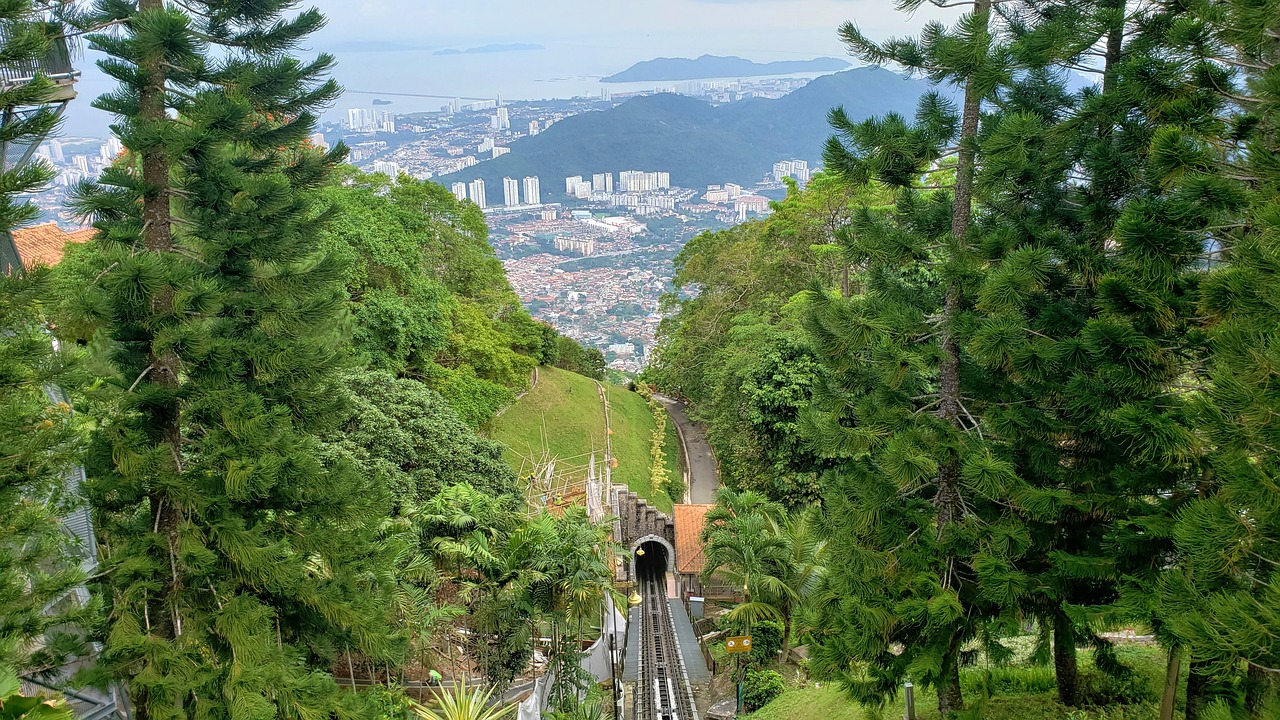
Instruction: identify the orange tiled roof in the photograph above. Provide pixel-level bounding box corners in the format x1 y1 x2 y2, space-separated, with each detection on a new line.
673 504 714 575
10 222 95 269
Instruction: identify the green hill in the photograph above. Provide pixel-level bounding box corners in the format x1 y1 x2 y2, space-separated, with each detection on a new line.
439 66 942 194
486 367 680 512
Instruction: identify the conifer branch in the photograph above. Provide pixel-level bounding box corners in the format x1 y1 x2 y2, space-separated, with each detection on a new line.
126 364 154 393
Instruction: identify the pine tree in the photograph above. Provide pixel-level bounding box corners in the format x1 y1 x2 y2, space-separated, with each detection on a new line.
1169 1 1280 715
964 1 1150 707
972 3 1241 717
54 2 402 718
808 2 1014 714
0 0 91 675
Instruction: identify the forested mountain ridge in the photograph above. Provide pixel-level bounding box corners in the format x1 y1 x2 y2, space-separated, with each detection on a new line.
440 66 939 194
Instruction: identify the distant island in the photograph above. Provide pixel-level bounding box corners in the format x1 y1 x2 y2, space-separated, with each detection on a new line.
602 55 850 83
372 99 393 106
434 43 545 56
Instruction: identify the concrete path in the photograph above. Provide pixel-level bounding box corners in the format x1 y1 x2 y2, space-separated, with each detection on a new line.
654 395 719 504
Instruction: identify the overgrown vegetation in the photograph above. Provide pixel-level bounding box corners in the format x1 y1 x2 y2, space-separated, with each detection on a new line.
7 1 1280 719
654 2 1280 718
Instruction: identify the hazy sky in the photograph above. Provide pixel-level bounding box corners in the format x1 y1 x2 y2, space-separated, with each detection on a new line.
310 0 948 54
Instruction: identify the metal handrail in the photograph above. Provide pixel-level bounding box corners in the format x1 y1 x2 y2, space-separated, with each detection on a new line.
0 25 78 87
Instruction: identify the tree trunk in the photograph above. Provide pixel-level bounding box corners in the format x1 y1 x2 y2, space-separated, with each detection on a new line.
937 632 965 717
132 4 182 719
1186 658 1211 720
137 0 181 632
1053 610 1080 707
1245 661 1276 718
932 6 989 718
780 609 792 663
1101 0 1125 96
1159 645 1183 720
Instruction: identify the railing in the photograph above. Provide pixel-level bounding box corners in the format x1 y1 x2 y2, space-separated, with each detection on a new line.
0 25 78 87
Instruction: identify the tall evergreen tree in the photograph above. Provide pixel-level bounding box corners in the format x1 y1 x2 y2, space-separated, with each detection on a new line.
0 0 91 675
972 3 1241 716
808 1 1016 714
55 2 402 718
963 1 1157 707
1169 1 1280 715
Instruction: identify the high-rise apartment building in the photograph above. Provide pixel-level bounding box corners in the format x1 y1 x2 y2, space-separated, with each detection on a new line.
619 170 666 193
496 107 510 130
492 146 510 158
566 175 584 194
772 159 811 184
528 120 540 136
372 160 400 178
99 137 123 161
347 107 372 131
479 137 495 154
452 182 468 202
503 177 520 207
523 176 541 205
47 138 64 162
592 173 613 193
308 132 328 151
468 179 486 209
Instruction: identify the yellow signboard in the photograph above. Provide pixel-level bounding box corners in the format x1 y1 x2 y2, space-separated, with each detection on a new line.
725 635 753 654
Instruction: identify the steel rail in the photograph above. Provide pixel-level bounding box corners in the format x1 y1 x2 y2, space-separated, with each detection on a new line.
634 568 696 720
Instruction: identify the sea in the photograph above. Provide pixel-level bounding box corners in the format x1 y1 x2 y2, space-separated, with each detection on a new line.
58 38 852 138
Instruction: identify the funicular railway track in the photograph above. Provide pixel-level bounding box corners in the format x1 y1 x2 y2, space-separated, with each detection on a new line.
635 568 697 720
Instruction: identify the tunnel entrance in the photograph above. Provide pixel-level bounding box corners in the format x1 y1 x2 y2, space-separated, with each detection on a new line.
630 534 676 599
635 539 669 580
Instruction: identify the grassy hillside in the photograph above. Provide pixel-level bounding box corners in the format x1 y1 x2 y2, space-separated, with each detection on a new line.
488 366 606 475
606 385 675 512
487 367 680 510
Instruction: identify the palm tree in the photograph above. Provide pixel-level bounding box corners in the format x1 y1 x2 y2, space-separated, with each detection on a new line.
539 508 619 712
702 488 790 619
701 488 827 658
0 669 75 720
772 508 826 657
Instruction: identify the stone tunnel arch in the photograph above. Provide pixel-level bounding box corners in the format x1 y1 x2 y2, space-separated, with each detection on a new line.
630 534 676 592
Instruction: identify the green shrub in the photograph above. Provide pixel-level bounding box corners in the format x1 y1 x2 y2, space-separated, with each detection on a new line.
661 476 687 502
1077 668 1156 706
721 619 784 666
960 665 1058 697
742 669 786 712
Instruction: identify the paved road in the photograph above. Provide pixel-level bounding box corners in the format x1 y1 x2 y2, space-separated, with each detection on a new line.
654 395 720 504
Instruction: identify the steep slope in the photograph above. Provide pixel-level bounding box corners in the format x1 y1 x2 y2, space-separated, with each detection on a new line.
439 66 943 194
486 367 679 511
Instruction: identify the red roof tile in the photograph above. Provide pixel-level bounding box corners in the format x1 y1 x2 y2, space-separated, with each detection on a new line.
11 222 94 269
673 504 714 575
